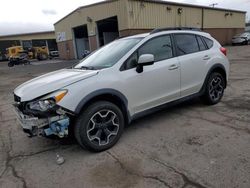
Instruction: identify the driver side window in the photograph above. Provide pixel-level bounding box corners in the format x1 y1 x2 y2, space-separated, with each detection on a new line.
123 35 173 70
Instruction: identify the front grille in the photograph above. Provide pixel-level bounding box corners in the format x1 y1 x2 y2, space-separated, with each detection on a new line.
14 94 21 102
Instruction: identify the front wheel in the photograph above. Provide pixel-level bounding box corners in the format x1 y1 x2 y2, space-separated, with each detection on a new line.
74 101 124 152
201 72 225 105
8 61 14 67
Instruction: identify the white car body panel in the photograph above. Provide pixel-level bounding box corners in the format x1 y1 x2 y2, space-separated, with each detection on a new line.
14 69 98 101
118 57 180 114
178 50 208 97
179 39 229 97
14 30 230 119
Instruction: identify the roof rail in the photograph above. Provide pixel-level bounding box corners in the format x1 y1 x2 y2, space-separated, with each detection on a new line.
150 27 202 34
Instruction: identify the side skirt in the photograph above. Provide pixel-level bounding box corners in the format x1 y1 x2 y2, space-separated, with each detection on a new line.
130 91 204 122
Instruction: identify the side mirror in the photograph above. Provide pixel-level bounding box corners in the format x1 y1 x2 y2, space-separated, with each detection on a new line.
136 54 155 73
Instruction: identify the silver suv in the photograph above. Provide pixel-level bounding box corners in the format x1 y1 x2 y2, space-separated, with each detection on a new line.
13 28 230 152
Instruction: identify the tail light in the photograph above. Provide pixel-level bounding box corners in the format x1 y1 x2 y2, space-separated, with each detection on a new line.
220 47 227 56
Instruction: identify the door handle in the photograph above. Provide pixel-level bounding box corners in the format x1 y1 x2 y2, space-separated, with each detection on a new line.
203 55 211 60
168 64 179 70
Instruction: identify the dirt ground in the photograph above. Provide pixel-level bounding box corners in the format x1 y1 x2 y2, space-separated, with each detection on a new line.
0 46 249 188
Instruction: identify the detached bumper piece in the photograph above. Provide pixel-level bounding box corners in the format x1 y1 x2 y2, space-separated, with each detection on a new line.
13 106 70 138
44 118 69 138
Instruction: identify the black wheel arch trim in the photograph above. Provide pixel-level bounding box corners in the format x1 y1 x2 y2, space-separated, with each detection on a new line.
200 64 227 94
74 89 131 122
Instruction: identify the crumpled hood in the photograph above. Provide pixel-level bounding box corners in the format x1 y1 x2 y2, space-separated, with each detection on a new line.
14 68 98 102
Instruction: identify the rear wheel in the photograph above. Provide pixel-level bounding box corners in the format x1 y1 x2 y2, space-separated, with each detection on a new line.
201 72 225 105
74 101 124 152
37 53 48 61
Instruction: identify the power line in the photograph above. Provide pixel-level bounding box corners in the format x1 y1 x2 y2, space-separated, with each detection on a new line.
209 3 218 8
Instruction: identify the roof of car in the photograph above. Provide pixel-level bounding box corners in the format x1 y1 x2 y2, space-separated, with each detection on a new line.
124 33 150 39
122 29 211 40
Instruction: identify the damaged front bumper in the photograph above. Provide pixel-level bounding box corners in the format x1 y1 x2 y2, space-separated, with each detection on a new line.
13 106 70 138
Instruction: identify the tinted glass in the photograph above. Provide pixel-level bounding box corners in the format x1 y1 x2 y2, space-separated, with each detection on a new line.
175 34 199 55
74 38 142 69
124 52 138 70
22 40 32 50
32 40 46 47
138 35 173 62
203 37 214 49
196 36 207 51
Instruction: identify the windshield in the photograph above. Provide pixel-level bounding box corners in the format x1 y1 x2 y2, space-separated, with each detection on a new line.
74 38 142 70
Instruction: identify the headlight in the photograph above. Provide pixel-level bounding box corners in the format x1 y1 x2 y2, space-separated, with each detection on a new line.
28 99 56 112
28 90 67 112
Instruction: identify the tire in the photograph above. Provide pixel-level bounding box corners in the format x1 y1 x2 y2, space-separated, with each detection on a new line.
201 72 225 105
8 61 14 67
24 60 30 65
74 101 124 152
37 53 48 61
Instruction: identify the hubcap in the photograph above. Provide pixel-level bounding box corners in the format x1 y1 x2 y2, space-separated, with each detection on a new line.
209 76 223 101
87 110 119 146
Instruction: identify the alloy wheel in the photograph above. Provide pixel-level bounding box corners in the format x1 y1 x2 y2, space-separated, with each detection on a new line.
209 76 224 101
87 110 119 146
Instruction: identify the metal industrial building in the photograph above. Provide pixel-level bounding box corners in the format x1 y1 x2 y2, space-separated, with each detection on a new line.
54 0 246 59
0 31 57 60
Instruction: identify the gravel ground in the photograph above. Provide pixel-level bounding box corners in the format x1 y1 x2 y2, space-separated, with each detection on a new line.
0 46 249 188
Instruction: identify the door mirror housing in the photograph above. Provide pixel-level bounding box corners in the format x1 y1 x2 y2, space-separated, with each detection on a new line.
138 54 154 65
136 54 155 73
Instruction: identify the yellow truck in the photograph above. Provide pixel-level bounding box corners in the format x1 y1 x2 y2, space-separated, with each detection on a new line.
6 46 49 67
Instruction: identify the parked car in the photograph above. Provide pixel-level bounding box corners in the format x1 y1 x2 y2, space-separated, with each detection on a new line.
13 28 229 152
49 50 59 58
232 32 250 45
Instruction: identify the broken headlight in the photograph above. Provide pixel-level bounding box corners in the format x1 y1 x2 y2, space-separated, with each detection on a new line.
27 90 68 112
28 99 56 112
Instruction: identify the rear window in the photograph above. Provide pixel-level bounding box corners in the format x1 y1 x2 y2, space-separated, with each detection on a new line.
203 37 214 49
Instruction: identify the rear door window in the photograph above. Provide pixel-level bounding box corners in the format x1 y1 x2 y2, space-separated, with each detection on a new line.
203 37 214 49
174 34 199 56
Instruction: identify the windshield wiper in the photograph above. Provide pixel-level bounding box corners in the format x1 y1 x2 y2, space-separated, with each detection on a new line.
75 66 98 70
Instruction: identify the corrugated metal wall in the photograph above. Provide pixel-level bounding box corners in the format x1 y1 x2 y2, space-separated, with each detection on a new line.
127 0 202 29
54 0 246 52
54 0 128 42
203 9 245 28
54 0 245 42
127 0 245 30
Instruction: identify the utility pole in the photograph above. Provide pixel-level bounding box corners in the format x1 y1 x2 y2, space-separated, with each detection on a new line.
209 3 218 8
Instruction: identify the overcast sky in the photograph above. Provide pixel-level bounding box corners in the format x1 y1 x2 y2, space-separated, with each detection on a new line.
0 0 249 36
